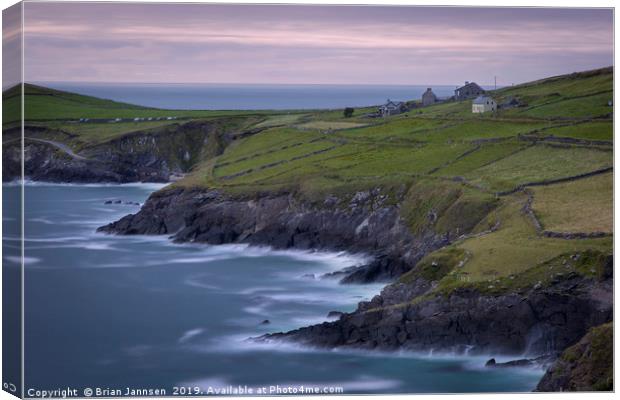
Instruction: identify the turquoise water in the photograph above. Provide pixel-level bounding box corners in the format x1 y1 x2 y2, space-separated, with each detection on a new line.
4 183 544 395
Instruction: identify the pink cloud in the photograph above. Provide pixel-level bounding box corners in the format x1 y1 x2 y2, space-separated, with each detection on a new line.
20 3 613 85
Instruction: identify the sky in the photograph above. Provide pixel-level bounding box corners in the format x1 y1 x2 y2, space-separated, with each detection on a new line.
4 2 615 87
2 3 21 89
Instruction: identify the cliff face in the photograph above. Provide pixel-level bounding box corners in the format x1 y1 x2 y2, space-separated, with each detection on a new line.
536 322 613 391
99 186 450 282
2 119 248 183
265 273 612 356
99 185 613 359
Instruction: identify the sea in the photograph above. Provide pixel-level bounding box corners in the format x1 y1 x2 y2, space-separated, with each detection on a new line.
2 183 544 395
35 82 462 110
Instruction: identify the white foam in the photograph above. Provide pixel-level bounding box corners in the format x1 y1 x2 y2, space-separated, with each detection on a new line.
3 255 40 265
28 217 54 224
193 333 318 355
164 242 369 273
14 180 168 190
171 256 228 264
178 328 206 344
237 286 287 295
183 275 219 290
242 303 271 316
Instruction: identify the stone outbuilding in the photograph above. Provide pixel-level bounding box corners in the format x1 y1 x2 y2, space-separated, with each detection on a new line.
379 99 407 117
421 88 437 106
455 81 485 100
472 95 497 113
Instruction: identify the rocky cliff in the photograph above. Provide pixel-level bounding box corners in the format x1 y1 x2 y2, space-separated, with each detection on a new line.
99 185 612 362
2 118 256 183
264 269 612 356
536 322 613 391
98 186 452 282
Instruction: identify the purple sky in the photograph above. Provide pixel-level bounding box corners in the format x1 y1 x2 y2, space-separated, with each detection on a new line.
12 2 616 86
2 3 22 89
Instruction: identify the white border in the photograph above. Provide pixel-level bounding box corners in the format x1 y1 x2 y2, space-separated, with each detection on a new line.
0 1 616 400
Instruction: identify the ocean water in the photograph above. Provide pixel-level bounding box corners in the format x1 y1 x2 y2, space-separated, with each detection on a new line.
35 82 460 110
3 183 544 395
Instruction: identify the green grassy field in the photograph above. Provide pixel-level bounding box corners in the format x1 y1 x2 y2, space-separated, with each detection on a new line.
541 121 613 142
3 83 297 124
398 192 612 296
296 120 369 130
465 145 612 192
454 194 611 280
532 172 613 233
180 66 612 296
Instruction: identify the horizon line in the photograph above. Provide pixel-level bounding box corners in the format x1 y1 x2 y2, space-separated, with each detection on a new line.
33 80 476 87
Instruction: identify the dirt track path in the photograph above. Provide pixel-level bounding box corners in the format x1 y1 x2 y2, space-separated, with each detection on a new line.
25 137 88 160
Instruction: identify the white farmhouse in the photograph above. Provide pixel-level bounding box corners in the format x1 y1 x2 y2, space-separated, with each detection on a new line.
379 99 407 117
472 95 497 113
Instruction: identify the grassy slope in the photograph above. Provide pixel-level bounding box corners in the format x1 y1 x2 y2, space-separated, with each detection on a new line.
532 172 613 233
5 83 299 123
3 83 303 148
171 66 613 298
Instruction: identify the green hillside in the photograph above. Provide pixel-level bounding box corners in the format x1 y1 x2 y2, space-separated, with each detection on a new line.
2 83 307 146
3 67 613 295
179 67 612 194
2 84 290 124
172 66 613 294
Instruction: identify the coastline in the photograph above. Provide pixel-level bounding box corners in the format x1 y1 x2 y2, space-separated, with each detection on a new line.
6 66 613 392
10 163 612 392
97 184 612 360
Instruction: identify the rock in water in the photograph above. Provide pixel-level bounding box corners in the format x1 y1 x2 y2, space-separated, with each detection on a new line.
485 356 550 368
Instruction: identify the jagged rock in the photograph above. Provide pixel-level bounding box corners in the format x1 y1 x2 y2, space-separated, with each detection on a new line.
99 187 449 282
260 320 271 325
486 354 555 369
262 273 612 356
96 180 613 392
327 311 344 319
537 323 613 391
3 119 257 183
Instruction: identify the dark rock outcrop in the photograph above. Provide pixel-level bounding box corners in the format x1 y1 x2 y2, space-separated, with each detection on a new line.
99 187 450 282
4 139 129 183
485 354 555 369
97 175 612 390
262 274 612 356
2 118 255 183
536 322 613 391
